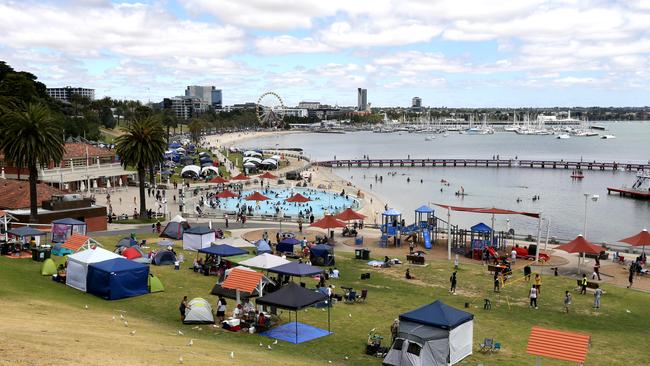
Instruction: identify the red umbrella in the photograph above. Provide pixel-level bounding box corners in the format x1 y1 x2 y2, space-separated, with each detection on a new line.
209 176 229 184
286 193 311 203
619 229 650 248
216 189 238 199
258 171 278 179
231 173 250 181
335 208 366 221
245 191 270 201
311 215 347 229
555 235 605 272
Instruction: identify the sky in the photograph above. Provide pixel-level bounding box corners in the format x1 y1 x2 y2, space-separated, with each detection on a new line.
1 0 650 107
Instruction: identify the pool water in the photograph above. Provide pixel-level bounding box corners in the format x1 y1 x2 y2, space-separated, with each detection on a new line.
210 188 360 218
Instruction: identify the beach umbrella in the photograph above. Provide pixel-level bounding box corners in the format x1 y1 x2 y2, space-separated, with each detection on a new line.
231 173 250 181
258 171 278 179
335 208 366 221
619 229 650 253
555 235 605 273
285 193 311 203
209 176 230 184
217 189 238 199
245 191 270 201
311 215 347 229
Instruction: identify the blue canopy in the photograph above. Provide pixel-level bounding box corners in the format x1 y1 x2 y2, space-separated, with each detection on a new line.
399 300 474 330
268 262 323 277
414 205 434 214
86 258 149 300
277 237 300 253
470 222 492 233
199 244 248 257
255 240 272 255
280 237 300 245
184 226 214 235
160 170 173 176
8 226 47 237
382 208 401 216
52 218 86 225
309 244 335 266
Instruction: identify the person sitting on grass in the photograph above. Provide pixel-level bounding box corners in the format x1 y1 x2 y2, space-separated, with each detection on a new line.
405 268 415 280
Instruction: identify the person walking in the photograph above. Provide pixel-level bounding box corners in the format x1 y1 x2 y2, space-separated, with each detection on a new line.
563 291 572 313
390 319 400 344
580 274 588 295
179 296 190 322
534 274 542 295
224 214 229 228
529 285 538 309
628 267 634 288
450 271 457 294
592 257 601 280
593 287 603 309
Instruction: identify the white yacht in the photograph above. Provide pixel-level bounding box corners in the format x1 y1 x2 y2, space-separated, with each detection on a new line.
556 134 571 139
601 134 616 139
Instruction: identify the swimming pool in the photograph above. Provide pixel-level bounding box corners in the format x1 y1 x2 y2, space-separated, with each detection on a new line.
207 187 360 218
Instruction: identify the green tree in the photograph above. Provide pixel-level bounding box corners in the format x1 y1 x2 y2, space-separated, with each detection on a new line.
115 116 166 219
0 103 64 222
187 119 204 144
159 110 177 142
99 106 116 129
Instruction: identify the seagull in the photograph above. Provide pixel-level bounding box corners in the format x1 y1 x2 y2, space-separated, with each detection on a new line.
84 305 88 310
130 330 136 336
259 342 263 347
230 352 234 359
187 339 193 347
120 314 124 320
112 316 116 321
267 345 272 350
626 309 631 313
124 321 129 327
198 327 202 331
345 356 349 360
178 356 183 364
370 328 375 332
348 313 352 318
328 361 332 364
178 330 184 335
273 339 278 345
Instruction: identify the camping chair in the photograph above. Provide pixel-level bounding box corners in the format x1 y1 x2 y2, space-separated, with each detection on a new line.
357 289 368 303
479 338 494 353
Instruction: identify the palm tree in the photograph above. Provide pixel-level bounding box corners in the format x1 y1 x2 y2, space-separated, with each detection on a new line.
188 118 204 144
115 116 166 219
0 103 64 222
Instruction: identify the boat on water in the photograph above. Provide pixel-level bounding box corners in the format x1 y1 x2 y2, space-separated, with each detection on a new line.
601 134 616 139
592 125 606 130
424 135 436 141
557 134 571 139
571 169 584 179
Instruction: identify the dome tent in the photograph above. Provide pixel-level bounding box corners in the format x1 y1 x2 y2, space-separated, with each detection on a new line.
183 298 215 324
152 250 176 265
148 273 165 293
41 258 57 276
160 215 190 240
309 244 335 266
255 239 272 255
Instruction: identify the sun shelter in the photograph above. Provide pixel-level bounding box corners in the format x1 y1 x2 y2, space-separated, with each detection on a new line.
335 207 366 222
619 229 650 253
152 250 176 265
286 193 311 203
183 226 216 251
245 191 270 201
310 244 335 266
86 258 149 300
148 273 165 293
277 237 300 254
181 165 200 179
211 283 258 301
231 173 250 181
209 176 230 184
222 267 265 304
257 283 331 344
8 226 47 245
383 300 474 366
239 253 291 270
51 218 87 243
255 239 272 254
216 189 239 199
160 215 190 240
258 171 278 179
268 261 323 280
183 298 215 324
54 234 102 256
555 235 605 273
66 247 123 292
311 215 347 242
526 326 591 365
216 237 254 248
199 244 248 257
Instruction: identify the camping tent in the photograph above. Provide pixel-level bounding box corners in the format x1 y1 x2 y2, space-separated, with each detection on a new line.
181 165 200 179
41 258 57 276
160 215 190 239
383 300 474 366
66 247 123 292
122 246 143 260
51 218 87 243
116 237 138 248
310 244 335 266
148 274 165 293
152 250 176 265
183 226 216 251
183 298 215 324
87 258 149 300
239 253 290 270
277 237 300 254
255 239 272 254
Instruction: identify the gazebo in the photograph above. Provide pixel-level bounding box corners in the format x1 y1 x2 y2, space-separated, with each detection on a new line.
8 226 47 245
221 267 265 304
51 218 87 243
381 208 402 247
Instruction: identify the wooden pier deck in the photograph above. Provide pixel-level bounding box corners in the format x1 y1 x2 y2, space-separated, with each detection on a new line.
315 158 650 172
607 187 650 199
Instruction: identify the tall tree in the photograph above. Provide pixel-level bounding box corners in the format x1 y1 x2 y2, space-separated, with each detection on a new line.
115 116 166 219
0 103 64 222
188 119 204 144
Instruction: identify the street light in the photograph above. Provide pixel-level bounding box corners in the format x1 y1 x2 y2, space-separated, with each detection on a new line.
582 193 599 237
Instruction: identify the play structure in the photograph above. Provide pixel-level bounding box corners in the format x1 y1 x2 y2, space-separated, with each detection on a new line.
380 205 436 249
380 208 402 247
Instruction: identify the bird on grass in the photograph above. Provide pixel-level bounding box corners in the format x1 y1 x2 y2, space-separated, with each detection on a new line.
230 352 234 359
124 321 129 327
267 345 272 350
187 339 193 347
348 313 352 318
130 330 136 336
345 356 349 360
120 314 124 320
84 305 88 310
259 342 263 347
112 316 116 321
273 339 278 345
178 330 184 335
178 356 183 364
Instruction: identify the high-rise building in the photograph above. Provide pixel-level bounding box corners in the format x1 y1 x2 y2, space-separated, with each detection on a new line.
412 97 422 108
162 96 207 120
46 86 95 103
357 88 368 111
298 101 321 110
185 85 222 109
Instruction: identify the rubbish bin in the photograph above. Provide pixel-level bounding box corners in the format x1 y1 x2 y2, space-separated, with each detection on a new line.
361 249 370 260
31 248 39 261
43 248 51 260
355 249 363 260
355 236 364 246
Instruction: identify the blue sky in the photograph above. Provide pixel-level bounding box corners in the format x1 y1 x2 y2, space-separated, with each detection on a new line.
1 0 649 107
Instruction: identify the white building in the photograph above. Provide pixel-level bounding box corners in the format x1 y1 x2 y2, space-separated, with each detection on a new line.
185 86 222 109
298 101 321 109
47 87 95 103
163 96 208 120
357 88 368 111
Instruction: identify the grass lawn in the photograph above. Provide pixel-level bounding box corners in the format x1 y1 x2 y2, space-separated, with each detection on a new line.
1 234 648 365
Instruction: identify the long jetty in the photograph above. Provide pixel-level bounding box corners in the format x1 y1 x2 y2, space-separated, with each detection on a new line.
315 158 650 171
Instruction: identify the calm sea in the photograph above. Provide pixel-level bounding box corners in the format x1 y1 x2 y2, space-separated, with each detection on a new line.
242 123 650 243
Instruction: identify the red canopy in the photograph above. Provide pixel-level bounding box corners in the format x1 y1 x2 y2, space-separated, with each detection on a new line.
258 172 278 179
209 176 229 184
619 229 650 247
434 203 540 218
231 173 250 181
311 215 347 229
555 235 604 255
245 191 270 201
286 193 311 203
335 208 366 221
216 189 238 199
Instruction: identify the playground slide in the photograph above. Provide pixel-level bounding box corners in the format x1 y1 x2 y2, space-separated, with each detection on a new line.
423 230 432 250
487 246 498 259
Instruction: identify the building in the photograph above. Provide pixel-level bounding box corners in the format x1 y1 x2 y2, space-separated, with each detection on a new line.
357 88 368 112
46 87 95 103
185 86 222 109
278 108 308 118
163 96 208 120
226 102 258 111
298 101 321 110
412 97 422 108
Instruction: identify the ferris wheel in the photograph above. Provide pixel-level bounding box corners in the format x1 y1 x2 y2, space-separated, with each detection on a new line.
256 91 285 126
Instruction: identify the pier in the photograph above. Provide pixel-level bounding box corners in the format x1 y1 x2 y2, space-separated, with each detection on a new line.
606 187 650 199
315 158 650 171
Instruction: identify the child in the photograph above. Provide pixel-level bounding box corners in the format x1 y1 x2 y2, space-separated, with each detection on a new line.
450 271 457 293
529 285 538 309
564 291 572 313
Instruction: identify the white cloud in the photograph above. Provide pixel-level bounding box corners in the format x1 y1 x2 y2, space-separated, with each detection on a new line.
255 36 335 55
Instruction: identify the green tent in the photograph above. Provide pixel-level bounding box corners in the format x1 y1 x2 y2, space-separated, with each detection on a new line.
148 274 165 293
41 258 57 276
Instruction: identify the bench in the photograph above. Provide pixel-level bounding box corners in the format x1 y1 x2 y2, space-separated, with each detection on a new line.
406 255 425 265
576 279 600 289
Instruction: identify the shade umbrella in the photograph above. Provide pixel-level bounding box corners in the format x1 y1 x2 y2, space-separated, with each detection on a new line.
311 215 347 229
555 235 605 273
216 189 238 199
231 173 250 181
209 176 230 184
335 208 366 221
619 229 650 253
245 191 270 201
258 171 278 179
286 193 311 203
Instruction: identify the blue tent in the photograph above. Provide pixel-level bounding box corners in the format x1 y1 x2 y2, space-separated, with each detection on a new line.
309 244 335 266
198 244 248 257
185 226 214 235
470 223 492 233
255 240 272 255
268 262 323 277
52 218 85 225
169 142 181 149
8 226 47 238
414 205 434 214
400 300 474 330
277 237 300 253
86 258 149 300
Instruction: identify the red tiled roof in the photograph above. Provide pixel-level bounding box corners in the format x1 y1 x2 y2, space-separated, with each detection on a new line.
0 179 64 209
527 326 591 363
62 234 91 251
222 268 263 293
63 143 114 159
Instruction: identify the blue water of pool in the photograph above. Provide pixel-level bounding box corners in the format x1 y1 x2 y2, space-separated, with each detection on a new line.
213 188 360 218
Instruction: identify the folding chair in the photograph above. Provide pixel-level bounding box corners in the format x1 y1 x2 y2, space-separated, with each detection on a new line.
479 338 494 353
357 289 368 303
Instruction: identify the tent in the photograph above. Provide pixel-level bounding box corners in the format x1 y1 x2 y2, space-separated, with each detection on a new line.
183 226 216 251
87 258 149 300
183 298 215 324
181 165 201 179
383 300 474 366
216 237 254 248
152 250 176 265
122 246 143 260
277 237 300 253
160 215 190 239
239 253 290 270
51 218 87 243
66 247 123 292
8 226 47 245
198 244 248 257
267 262 323 278
255 239 272 254
116 237 138 248
310 244 335 266
41 258 57 276
148 274 165 293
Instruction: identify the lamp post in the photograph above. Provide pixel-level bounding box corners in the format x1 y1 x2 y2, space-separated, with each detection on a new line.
582 193 599 237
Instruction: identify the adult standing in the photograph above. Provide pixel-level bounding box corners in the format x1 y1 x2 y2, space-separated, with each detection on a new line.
627 265 634 288
593 287 603 309
216 296 227 323
529 285 538 309
450 271 457 294
390 319 400 344
534 274 542 295
179 296 190 322
580 274 588 295
592 257 601 281
563 291 572 313
511 247 517 264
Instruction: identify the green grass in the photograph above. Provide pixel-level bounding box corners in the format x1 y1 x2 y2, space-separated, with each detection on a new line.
2 235 649 365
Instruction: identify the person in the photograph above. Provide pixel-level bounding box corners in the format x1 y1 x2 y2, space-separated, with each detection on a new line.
493 272 500 293
592 257 601 280
454 254 460 270
408 239 415 254
534 274 542 295
524 265 532 281
242 298 255 316
331 267 340 279
405 268 414 280
511 247 517 264
628 266 634 288
563 291 572 313
298 220 303 232
450 271 457 294
179 296 190 321
593 287 603 309
390 319 400 343
580 274 588 295
224 214 229 228
529 285 538 309
232 304 243 319
216 296 227 322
